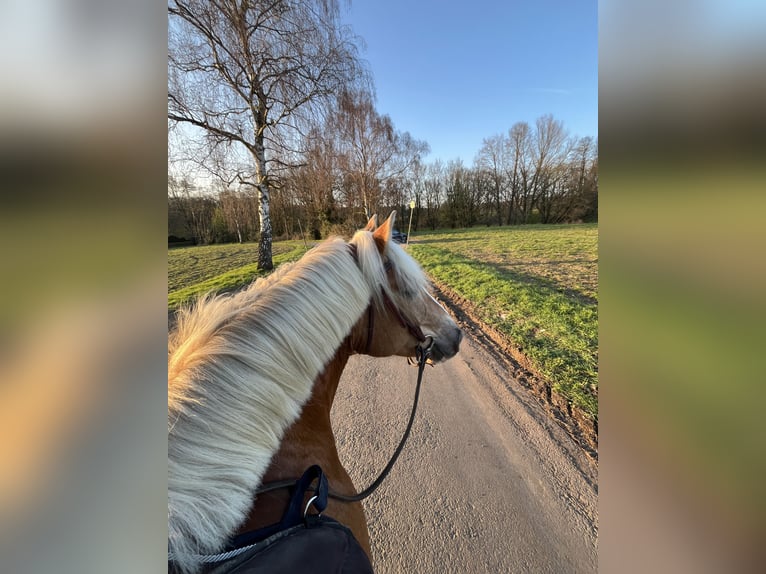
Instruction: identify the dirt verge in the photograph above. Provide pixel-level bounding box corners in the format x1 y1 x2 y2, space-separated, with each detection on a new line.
429 281 598 459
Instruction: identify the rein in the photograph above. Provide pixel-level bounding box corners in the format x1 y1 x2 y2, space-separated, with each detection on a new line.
255 342 432 503
328 342 431 502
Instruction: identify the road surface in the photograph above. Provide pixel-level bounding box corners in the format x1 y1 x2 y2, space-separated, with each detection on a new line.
331 332 598 573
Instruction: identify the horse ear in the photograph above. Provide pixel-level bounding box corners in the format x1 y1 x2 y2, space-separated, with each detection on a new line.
372 210 396 253
363 214 378 231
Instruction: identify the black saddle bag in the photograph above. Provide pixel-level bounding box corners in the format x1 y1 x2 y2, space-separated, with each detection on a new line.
170 466 374 574
205 515 374 574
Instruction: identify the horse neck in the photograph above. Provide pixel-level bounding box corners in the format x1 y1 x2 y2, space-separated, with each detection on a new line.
237 337 357 534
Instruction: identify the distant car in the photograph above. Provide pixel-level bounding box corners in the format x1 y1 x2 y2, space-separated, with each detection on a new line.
391 230 408 244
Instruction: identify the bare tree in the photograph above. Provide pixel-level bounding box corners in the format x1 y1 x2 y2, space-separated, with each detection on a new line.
293 124 342 237
505 122 531 224
529 114 569 223
217 185 254 243
581 145 598 221
330 89 428 222
444 159 471 228
409 159 427 232
423 160 444 230
168 0 365 269
168 174 215 244
332 89 394 218
563 136 597 222
475 134 506 226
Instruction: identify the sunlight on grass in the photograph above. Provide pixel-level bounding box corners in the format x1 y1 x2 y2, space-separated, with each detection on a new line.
410 224 598 418
168 241 307 309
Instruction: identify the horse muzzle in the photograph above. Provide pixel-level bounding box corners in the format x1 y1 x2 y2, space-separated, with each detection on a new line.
425 327 462 362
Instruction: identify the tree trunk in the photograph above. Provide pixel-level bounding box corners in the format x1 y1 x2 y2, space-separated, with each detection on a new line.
254 138 273 270
495 179 502 226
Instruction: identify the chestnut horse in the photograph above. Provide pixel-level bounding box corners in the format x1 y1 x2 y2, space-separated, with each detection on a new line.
168 213 462 573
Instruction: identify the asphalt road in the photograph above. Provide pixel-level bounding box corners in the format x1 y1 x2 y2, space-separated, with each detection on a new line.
331 333 598 573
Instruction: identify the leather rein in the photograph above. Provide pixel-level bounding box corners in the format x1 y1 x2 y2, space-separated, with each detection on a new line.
255 345 431 503
255 243 433 504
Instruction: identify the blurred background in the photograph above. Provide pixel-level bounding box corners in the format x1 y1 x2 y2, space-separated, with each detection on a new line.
0 0 167 572
0 0 763 572
600 0 765 572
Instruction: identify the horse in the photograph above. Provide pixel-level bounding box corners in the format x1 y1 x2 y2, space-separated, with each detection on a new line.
168 212 462 573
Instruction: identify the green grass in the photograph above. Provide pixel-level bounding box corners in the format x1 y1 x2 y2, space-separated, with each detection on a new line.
408 224 598 418
168 241 307 309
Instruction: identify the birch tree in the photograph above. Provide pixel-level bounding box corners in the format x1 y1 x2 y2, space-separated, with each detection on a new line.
168 0 364 269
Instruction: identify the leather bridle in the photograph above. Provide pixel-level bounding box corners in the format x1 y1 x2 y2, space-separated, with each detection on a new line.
364 276 428 353
347 241 428 353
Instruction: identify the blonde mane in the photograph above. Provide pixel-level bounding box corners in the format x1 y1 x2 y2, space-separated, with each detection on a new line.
168 232 428 572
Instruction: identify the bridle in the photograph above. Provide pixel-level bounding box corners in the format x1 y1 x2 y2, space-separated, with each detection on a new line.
350 240 428 355
255 242 434 503
364 272 428 354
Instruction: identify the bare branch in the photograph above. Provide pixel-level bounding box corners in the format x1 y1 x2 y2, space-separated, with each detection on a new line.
168 0 367 267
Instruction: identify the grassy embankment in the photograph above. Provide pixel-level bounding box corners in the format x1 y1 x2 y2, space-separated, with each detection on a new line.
408 224 598 419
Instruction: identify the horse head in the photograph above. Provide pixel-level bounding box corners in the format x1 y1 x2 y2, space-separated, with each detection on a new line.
349 211 462 362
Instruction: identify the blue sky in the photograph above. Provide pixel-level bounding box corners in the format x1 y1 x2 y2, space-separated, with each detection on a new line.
341 0 598 164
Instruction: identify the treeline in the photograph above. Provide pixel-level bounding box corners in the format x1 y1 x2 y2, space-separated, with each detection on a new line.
168 0 596 257
169 112 597 245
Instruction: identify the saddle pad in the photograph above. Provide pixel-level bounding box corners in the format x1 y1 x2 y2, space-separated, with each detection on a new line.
202 517 374 574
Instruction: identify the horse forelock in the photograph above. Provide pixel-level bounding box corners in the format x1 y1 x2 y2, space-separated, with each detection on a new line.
349 229 430 314
167 238 374 573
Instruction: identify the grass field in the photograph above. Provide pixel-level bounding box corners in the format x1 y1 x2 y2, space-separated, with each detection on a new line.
168 240 306 309
168 223 598 418
408 223 598 418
